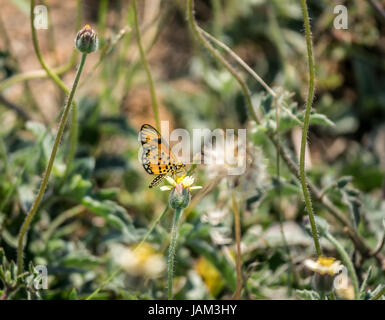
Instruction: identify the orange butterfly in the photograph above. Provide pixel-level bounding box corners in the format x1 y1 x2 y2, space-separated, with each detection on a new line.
139 124 185 188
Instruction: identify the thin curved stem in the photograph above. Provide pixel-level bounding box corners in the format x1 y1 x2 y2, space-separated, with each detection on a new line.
132 0 161 131
168 208 183 300
30 0 79 181
199 28 302 126
17 53 88 275
30 0 73 93
86 267 122 300
43 205 85 242
299 0 322 257
186 0 259 125
136 204 170 251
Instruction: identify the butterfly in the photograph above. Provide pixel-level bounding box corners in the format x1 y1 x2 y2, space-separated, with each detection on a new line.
139 124 186 188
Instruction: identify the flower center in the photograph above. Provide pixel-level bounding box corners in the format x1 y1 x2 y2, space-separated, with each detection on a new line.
318 256 335 267
176 175 186 184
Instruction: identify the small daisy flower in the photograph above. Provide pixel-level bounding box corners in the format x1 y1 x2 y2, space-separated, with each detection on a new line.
160 175 202 209
304 256 342 276
160 175 202 191
304 256 343 295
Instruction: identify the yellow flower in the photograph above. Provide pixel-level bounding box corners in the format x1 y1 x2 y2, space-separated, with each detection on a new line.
195 257 224 297
112 243 165 279
160 175 202 209
160 175 202 191
304 256 342 276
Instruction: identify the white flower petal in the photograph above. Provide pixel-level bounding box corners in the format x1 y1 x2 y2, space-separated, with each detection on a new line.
304 259 318 272
165 176 177 186
181 176 194 187
304 258 342 275
160 186 173 191
190 186 203 190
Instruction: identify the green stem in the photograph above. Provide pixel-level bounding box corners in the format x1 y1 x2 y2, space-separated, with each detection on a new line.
187 0 259 125
86 267 122 300
325 232 359 300
16 53 88 275
168 208 183 300
30 0 79 180
30 0 70 93
136 204 169 251
132 0 161 131
43 205 85 242
299 0 321 257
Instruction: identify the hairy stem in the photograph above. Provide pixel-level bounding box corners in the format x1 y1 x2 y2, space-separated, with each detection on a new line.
30 0 79 182
299 0 322 257
168 208 183 300
17 53 88 275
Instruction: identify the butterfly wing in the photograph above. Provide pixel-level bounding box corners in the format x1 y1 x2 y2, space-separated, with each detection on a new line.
149 174 166 188
140 124 177 176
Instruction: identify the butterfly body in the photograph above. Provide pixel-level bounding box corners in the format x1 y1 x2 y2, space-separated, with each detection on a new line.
139 124 185 188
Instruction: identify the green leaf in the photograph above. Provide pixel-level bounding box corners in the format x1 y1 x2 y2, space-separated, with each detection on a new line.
296 289 321 300
61 174 93 201
266 178 301 198
336 176 353 189
81 196 138 241
341 188 362 229
94 188 120 200
59 252 99 269
308 113 335 127
276 111 335 132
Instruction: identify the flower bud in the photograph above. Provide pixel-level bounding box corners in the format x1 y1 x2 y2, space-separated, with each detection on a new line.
311 272 334 295
169 184 190 210
75 24 98 53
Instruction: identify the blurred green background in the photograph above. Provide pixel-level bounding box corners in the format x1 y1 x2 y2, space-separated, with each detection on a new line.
0 0 384 300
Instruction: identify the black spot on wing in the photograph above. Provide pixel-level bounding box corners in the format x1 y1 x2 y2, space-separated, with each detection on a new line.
149 174 166 188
